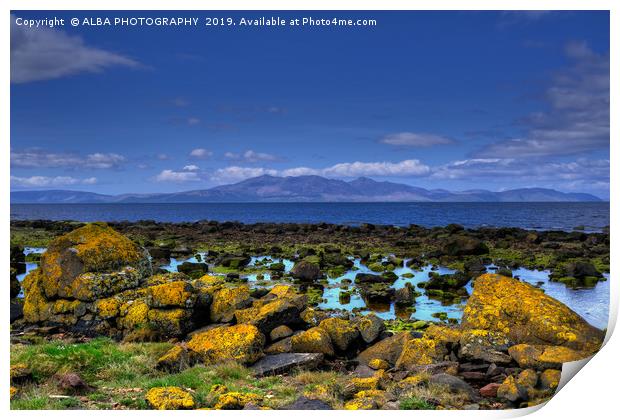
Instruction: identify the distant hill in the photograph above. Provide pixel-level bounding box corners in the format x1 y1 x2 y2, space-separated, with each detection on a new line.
10 175 602 203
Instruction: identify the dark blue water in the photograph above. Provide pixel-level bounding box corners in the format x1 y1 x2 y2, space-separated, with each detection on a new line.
10 202 609 232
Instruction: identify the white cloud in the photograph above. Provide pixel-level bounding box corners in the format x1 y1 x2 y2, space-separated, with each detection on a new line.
10 175 98 188
11 149 126 169
187 117 201 126
155 169 201 183
225 150 279 163
475 41 609 158
210 159 431 183
380 132 454 147
322 160 431 177
183 164 200 171
211 166 279 183
11 15 139 83
189 148 213 159
432 158 609 185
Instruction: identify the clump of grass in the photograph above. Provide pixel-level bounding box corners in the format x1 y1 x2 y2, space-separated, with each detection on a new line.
399 396 435 410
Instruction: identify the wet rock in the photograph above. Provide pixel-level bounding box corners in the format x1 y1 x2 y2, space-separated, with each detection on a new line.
291 260 321 281
424 272 470 291
281 396 332 410
291 327 335 356
177 261 208 277
462 274 604 352
394 284 415 306
145 386 195 410
251 353 323 376
441 235 489 256
187 324 265 365
216 254 251 269
355 273 388 284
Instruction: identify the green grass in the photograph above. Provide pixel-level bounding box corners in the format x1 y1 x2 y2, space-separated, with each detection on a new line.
399 396 436 410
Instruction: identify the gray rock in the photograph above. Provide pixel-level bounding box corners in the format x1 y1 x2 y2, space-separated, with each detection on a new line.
251 353 323 376
429 373 477 399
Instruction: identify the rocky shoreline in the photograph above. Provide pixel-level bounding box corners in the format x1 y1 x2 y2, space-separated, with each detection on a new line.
9 220 609 410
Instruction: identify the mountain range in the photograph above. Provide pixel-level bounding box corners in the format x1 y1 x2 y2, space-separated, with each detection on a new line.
10 175 602 203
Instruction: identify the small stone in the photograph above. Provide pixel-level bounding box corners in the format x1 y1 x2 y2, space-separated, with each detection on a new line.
479 383 501 398
270 325 293 341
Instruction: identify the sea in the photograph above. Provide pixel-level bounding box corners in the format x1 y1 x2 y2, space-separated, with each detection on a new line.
10 202 610 232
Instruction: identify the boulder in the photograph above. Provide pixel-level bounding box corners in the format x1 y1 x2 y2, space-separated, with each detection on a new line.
395 338 447 370
508 344 591 369
214 392 261 409
251 353 324 376
539 369 561 390
357 332 412 367
479 382 501 398
461 274 604 353
291 260 321 281
235 285 307 334
441 235 489 256
210 286 252 322
318 317 360 352
458 329 513 364
291 327 335 356
187 324 265 365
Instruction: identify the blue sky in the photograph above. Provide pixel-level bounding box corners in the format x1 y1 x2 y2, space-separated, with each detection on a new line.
10 11 610 198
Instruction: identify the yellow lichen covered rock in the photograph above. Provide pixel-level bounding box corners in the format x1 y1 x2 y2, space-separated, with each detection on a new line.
539 369 561 390
39 223 149 299
462 274 604 352
148 308 192 337
156 345 192 372
318 317 360 352
10 386 18 400
508 343 590 369
187 324 265 365
214 392 262 409
368 358 389 370
210 286 252 322
395 338 447 370
145 386 195 410
344 390 388 410
290 327 335 356
423 324 462 345
357 332 412 367
147 281 195 308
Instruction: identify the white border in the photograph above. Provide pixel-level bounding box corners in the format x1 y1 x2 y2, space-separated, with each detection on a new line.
2 1 617 419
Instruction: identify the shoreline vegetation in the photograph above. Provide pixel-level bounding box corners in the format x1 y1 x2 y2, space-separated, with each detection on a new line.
10 219 609 410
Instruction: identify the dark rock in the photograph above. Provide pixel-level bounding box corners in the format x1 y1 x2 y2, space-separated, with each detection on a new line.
10 300 23 323
291 260 321 281
10 268 21 298
281 396 333 410
177 261 208 276
355 273 389 283
441 236 489 256
55 372 94 394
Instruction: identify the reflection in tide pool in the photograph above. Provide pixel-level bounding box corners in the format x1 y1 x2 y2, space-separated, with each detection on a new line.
318 258 462 322
154 254 609 330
